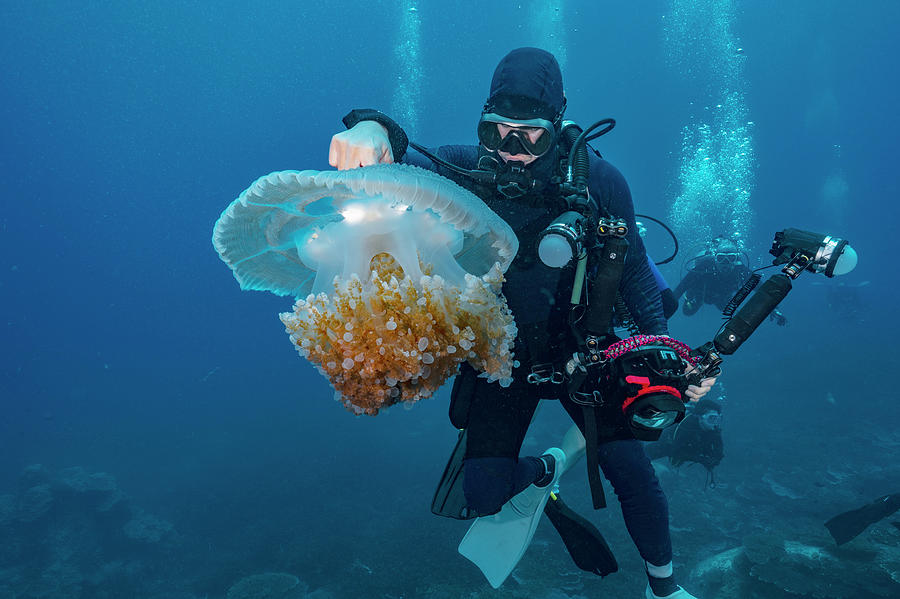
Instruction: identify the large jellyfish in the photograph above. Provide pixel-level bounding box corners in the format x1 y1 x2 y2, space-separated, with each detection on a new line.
213 164 519 415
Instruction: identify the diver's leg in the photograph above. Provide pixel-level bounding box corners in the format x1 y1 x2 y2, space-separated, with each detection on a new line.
460 374 543 515
597 439 672 565
598 439 698 597
462 456 545 515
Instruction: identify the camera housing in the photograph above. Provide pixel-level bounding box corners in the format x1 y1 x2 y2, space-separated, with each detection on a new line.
607 344 687 441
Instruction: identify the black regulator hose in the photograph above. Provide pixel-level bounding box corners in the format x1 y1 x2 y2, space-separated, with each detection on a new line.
408 141 498 184
562 119 616 193
561 123 590 192
573 118 616 154
634 213 680 265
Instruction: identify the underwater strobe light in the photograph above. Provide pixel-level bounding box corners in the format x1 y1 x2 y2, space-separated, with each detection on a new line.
538 211 586 268
770 228 857 278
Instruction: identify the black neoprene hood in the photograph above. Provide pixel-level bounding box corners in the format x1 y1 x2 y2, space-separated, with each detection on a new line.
485 47 566 122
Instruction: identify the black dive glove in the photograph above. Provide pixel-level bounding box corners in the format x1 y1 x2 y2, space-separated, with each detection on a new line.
342 109 409 162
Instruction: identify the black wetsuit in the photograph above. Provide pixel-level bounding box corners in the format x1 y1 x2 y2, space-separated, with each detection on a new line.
401 143 675 566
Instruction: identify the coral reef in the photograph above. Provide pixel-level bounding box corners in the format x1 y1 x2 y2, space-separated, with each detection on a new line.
226 572 308 599
123 510 175 543
224 572 335 599
688 532 899 598
0 464 180 599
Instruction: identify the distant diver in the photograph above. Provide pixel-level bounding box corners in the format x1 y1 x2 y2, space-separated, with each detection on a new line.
673 236 786 325
644 399 724 485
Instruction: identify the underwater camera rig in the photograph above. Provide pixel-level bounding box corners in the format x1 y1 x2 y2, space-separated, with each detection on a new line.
545 224 857 443
543 224 857 509
411 116 857 447
595 223 853 435
522 123 859 445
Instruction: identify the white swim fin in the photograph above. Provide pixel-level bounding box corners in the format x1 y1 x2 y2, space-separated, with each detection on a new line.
458 425 586 588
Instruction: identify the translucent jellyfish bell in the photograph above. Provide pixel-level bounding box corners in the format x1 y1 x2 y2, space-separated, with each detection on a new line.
213 164 520 415
213 164 518 297
297 196 467 295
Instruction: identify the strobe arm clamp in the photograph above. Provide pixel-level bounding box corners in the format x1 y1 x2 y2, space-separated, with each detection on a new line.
685 342 723 387
558 182 593 216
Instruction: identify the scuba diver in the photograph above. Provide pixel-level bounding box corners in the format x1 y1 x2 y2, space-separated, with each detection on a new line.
644 398 724 485
329 48 717 599
673 236 786 325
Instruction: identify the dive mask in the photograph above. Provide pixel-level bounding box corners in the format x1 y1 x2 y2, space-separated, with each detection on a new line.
714 252 742 266
698 411 722 431
477 113 555 157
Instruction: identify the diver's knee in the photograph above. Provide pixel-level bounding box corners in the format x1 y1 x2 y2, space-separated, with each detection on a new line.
462 456 516 515
463 488 509 516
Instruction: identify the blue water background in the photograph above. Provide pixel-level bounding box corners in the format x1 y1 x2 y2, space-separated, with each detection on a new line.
1 1 899 596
